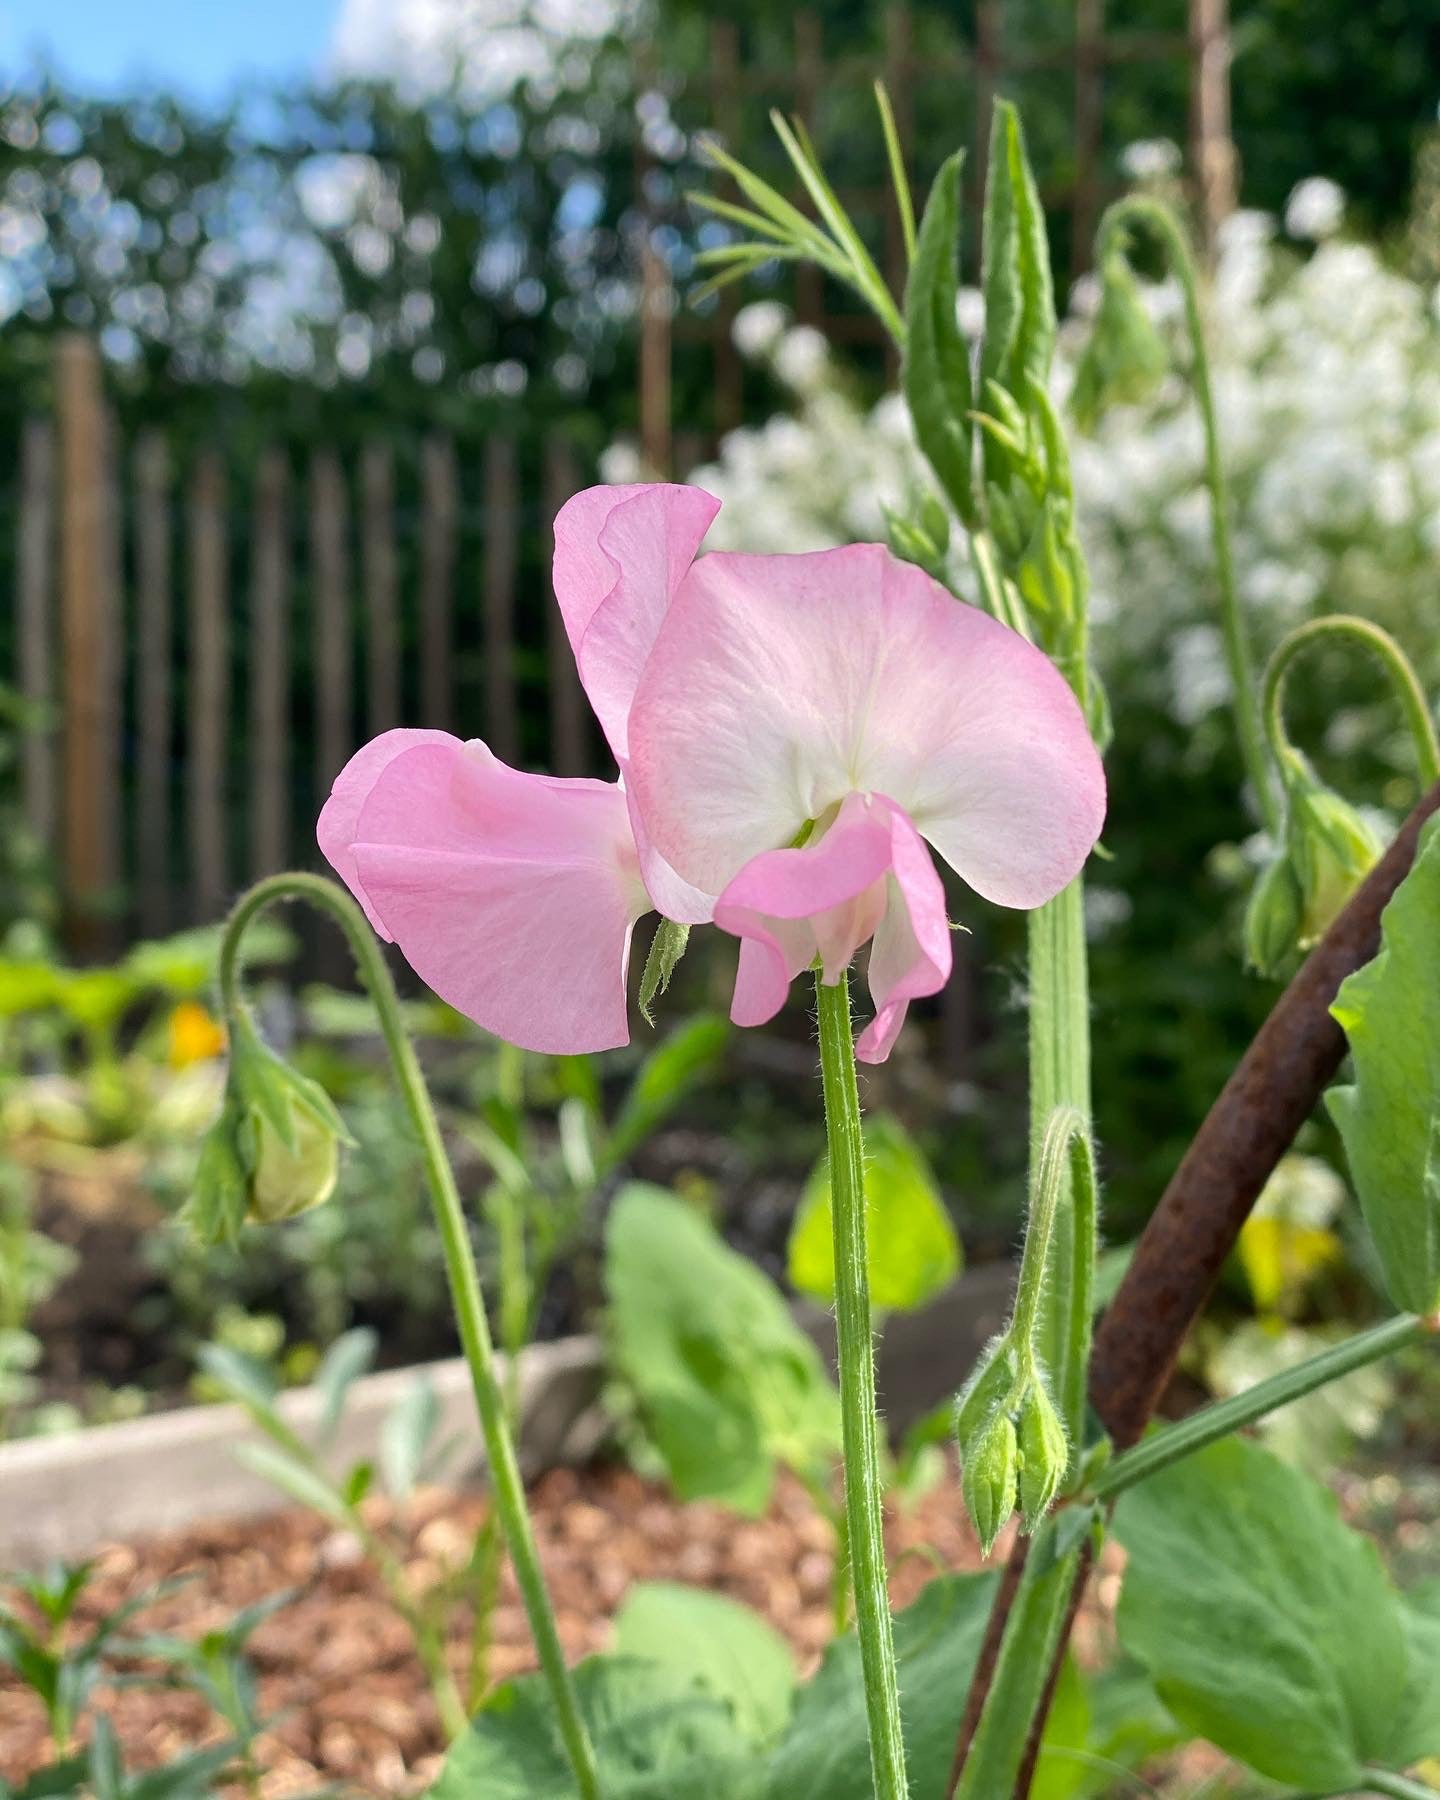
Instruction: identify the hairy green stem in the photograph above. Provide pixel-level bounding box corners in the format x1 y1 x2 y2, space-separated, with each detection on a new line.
1098 195 1279 834
1091 1312 1430 1502
814 970 909 1800
218 873 601 1798
1263 615 1440 789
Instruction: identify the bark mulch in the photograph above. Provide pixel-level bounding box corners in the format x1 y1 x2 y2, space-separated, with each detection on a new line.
0 1460 1017 1798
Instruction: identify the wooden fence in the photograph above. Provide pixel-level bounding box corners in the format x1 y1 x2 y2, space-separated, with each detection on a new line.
14 335 593 944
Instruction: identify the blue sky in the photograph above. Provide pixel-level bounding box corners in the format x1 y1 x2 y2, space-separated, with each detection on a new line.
0 0 341 100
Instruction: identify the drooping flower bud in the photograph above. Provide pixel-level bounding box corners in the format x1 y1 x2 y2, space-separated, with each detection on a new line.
1243 850 1305 977
962 1409 1019 1556
954 1334 1017 1450
1070 248 1169 434
1017 1379 1069 1530
187 1012 350 1244
1283 760 1384 948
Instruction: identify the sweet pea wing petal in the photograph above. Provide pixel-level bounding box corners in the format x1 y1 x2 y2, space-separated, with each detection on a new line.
627 544 1105 907
552 482 720 760
341 737 649 1054
317 727 457 935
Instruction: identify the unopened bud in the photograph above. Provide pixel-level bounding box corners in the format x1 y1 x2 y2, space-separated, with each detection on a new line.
1017 1381 1069 1530
962 1410 1018 1556
954 1335 1017 1450
1243 851 1305 977
1070 249 1169 433
1285 762 1383 947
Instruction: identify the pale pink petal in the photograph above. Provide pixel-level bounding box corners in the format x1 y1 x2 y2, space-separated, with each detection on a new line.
625 787 716 926
856 805 953 1064
714 792 896 1032
627 544 1105 907
339 737 649 1054
552 483 719 760
317 728 457 936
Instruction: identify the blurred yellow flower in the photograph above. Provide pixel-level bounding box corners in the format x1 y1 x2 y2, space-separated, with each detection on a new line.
168 1001 226 1068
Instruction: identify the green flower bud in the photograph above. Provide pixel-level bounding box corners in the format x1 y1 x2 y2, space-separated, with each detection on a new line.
1284 762 1384 948
1017 1380 1069 1530
1243 851 1305 977
883 495 950 580
962 1410 1018 1556
187 1012 350 1243
954 1334 1017 1450
1070 249 1169 434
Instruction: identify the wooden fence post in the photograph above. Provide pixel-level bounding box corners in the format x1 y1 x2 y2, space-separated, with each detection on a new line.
483 437 519 763
419 434 457 733
543 436 587 775
1072 0 1107 273
133 430 172 934
249 449 291 879
310 449 352 798
710 19 744 438
56 335 121 950
361 441 399 736
16 418 55 857
186 449 229 921
1189 0 1237 261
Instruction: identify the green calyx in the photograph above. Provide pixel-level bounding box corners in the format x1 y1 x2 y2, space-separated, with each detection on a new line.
1070 245 1169 434
1284 756 1384 948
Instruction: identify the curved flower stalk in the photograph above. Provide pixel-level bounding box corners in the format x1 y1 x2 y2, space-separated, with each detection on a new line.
319 485 1106 1066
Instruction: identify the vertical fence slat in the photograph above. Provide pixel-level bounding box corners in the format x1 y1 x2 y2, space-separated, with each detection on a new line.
640 239 673 477
187 449 228 921
419 435 457 732
310 449 352 797
57 336 121 949
1071 0 1106 273
483 437 519 763
249 449 291 879
17 418 55 855
1189 0 1236 260
134 430 171 935
544 436 587 775
362 441 399 736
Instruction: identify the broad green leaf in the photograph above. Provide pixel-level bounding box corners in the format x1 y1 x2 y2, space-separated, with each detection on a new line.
903 149 976 525
1032 1657 1181 1800
379 1378 440 1499
788 1114 960 1313
1394 1581 1440 1762
606 1015 728 1169
313 1327 378 1444
1114 1435 1414 1787
613 1583 795 1745
980 100 1055 402
762 1573 997 1798
232 1442 351 1528
1327 814 1440 1314
605 1184 839 1513
430 1656 756 1800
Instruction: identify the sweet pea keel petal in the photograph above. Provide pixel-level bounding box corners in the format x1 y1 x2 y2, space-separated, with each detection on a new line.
319 731 649 1054
714 792 952 1061
627 542 1106 908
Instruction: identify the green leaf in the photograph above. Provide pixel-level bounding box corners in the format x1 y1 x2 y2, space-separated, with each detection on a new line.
1327 814 1440 1314
980 99 1055 402
430 1656 757 1800
761 1573 997 1798
606 1016 728 1170
1114 1435 1417 1787
1394 1581 1440 1762
87 1716 122 1800
195 1343 280 1416
232 1442 352 1528
612 1583 795 1746
1032 1657 1182 1800
5 1754 89 1797
312 1327 378 1445
903 149 976 525
605 1184 839 1513
788 1114 960 1313
379 1378 440 1499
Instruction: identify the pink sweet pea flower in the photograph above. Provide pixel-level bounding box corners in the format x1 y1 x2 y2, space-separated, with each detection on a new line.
318 484 1105 1062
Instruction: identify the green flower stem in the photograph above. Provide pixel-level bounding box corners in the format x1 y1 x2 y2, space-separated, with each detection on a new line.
218 873 601 1800
1359 1771 1440 1799
1263 615 1440 789
1009 1106 1085 1357
1090 1312 1430 1503
1097 195 1279 836
814 969 909 1800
